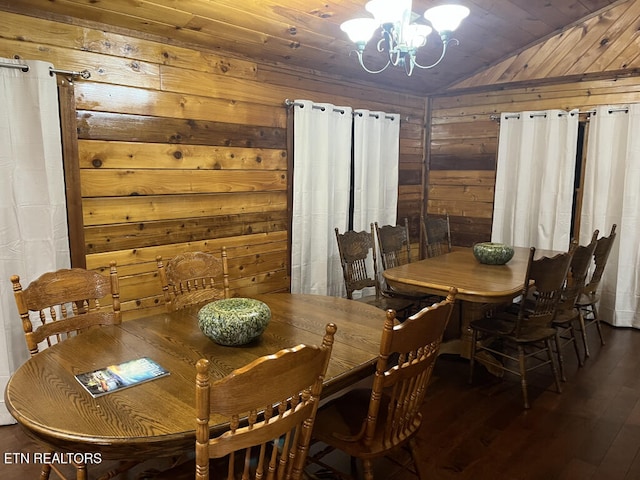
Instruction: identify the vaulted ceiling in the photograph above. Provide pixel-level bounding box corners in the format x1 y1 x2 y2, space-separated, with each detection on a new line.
3 0 627 95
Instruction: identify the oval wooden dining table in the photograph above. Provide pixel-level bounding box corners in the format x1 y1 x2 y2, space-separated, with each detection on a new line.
4 293 385 459
383 246 559 359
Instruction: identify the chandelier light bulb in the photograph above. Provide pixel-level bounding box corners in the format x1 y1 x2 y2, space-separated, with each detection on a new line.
340 18 379 45
341 1 469 76
424 5 470 33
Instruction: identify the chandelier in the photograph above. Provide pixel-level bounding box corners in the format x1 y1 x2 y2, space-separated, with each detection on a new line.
340 0 469 76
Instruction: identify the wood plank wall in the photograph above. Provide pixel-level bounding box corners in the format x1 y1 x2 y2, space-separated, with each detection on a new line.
0 9 427 319
429 74 640 246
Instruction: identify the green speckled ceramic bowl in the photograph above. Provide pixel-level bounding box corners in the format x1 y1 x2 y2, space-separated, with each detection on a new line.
473 242 515 265
198 298 271 346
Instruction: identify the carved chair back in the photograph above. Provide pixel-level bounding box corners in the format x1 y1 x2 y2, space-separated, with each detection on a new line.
515 244 576 334
421 214 452 258
195 323 337 480
157 248 230 311
582 224 617 299
11 262 121 357
334 226 380 299
374 218 412 270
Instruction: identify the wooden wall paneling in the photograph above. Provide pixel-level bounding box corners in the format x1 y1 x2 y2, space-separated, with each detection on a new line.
420 96 432 257
76 111 286 148
74 84 285 128
77 141 287 171
449 216 493 247
82 192 287 226
566 1 640 76
452 0 637 91
257 66 423 114
428 185 495 203
427 199 494 219
428 170 496 186
83 211 289 254
79 169 286 197
85 231 289 271
285 104 294 281
87 232 290 315
429 71 640 247
57 78 86 268
0 9 428 319
436 76 640 113
0 39 161 90
0 9 260 81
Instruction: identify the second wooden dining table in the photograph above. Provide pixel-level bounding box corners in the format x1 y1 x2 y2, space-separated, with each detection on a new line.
383 246 558 358
4 293 385 462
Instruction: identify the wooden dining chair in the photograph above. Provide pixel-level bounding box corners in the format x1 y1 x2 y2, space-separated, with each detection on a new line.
552 230 599 381
575 224 617 357
156 247 230 311
421 213 452 258
11 262 121 357
469 245 575 409
308 288 457 480
374 218 413 270
10 262 121 480
335 225 416 318
144 322 336 480
374 218 442 307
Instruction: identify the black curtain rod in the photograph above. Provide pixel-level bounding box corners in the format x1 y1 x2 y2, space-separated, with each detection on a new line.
0 62 91 79
284 99 396 120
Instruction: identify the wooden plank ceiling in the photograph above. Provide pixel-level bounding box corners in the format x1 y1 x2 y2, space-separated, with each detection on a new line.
2 0 626 95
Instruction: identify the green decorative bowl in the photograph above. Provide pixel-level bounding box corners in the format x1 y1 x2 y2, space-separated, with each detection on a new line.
473 242 515 265
198 298 271 346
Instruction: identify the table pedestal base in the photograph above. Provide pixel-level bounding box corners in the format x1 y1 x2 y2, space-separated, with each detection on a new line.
439 300 506 377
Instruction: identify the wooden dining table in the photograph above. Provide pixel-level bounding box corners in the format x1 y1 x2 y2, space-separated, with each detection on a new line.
4 293 384 461
383 246 558 359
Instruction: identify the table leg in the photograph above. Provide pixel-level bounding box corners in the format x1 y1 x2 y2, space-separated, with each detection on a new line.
440 300 505 377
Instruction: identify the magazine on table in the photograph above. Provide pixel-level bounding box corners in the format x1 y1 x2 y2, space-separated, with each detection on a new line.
75 357 169 398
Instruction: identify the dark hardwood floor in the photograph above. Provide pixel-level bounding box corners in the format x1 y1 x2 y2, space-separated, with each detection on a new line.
2 324 639 479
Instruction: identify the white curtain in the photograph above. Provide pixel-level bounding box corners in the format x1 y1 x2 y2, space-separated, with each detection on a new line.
492 109 579 250
0 59 70 424
291 100 352 296
352 109 400 230
580 104 640 328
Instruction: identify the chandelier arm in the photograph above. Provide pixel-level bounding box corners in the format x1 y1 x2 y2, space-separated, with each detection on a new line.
412 37 459 70
350 49 392 74
406 58 414 76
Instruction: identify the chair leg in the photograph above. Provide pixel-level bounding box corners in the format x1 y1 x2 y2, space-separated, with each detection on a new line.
362 459 374 480
546 338 562 395
578 307 591 358
350 456 358 478
468 329 477 384
517 345 529 409
592 303 606 346
555 332 566 383
75 463 88 480
409 438 426 480
569 322 584 367
40 464 52 480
